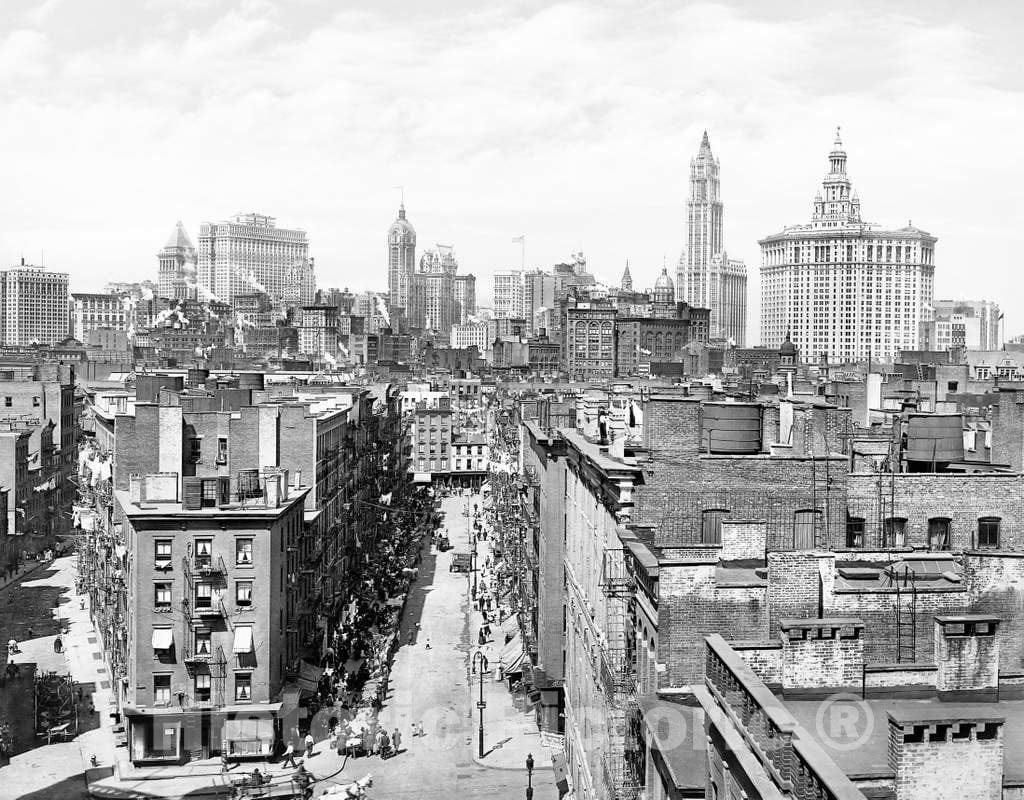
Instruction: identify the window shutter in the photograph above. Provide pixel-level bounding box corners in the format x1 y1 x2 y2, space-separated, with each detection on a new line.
183 478 202 510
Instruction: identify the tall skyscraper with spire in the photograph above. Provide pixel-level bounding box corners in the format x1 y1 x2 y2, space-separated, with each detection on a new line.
387 203 417 326
675 131 748 344
759 130 936 363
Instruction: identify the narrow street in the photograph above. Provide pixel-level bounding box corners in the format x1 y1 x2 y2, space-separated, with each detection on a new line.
312 491 556 799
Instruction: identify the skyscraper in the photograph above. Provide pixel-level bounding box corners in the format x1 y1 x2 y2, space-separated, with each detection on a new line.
418 246 457 334
454 274 477 324
676 131 747 344
759 131 937 363
388 204 417 324
157 221 198 300
492 270 525 319
197 213 310 304
1 261 69 346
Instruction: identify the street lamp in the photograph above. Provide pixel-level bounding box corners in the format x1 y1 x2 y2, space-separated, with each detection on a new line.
472 650 487 758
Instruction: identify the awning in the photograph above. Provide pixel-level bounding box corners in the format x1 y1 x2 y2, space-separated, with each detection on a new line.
500 616 519 643
152 628 173 650
413 472 432 484
280 685 302 716
224 716 275 742
299 661 323 684
500 633 525 667
232 626 253 655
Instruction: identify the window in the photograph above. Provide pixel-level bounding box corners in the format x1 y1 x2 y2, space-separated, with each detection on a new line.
194 673 211 702
195 539 212 568
236 539 253 566
236 581 253 607
188 437 202 463
978 517 1000 549
701 509 728 545
3 397 10 407
154 675 171 706
216 437 228 465
793 510 821 549
154 582 172 609
883 517 907 548
154 540 172 564
195 583 213 608
195 629 212 657
201 479 218 507
947 381 959 392
235 673 252 702
928 518 951 551
32 396 40 407
846 517 865 548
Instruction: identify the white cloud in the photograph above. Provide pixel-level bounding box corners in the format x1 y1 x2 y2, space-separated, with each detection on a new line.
0 0 1021 342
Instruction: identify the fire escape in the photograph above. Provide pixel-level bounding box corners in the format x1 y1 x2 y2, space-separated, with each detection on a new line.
600 546 641 800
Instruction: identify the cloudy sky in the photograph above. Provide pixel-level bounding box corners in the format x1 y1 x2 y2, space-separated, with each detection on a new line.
1 0 1022 342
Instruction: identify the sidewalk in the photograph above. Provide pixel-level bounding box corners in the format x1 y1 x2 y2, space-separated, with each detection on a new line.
467 529 551 773
0 557 46 593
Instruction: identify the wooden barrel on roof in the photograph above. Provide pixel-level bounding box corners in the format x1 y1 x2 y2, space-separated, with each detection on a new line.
700 402 762 454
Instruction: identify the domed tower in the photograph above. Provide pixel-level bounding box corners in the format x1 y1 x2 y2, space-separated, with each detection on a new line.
653 266 675 306
387 203 417 322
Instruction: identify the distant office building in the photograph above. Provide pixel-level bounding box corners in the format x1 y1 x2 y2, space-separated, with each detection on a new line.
418 246 457 335
298 305 341 362
197 213 309 304
71 293 130 343
157 221 198 300
523 270 558 335
1 261 70 346
493 270 525 319
566 305 617 381
760 131 936 363
675 132 747 344
454 274 477 324
920 299 1002 352
387 204 417 322
451 322 488 352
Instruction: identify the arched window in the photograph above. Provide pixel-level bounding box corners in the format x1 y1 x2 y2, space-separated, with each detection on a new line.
793 509 822 549
883 517 907 548
928 518 951 551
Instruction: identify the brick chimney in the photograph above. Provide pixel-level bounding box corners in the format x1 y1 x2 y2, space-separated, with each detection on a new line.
887 710 1004 800
934 615 1000 698
779 618 864 692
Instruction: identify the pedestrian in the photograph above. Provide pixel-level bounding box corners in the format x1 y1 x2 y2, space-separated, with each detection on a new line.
304 732 314 759
373 728 384 756
392 728 402 754
282 742 297 767
53 635 63 653
425 636 431 650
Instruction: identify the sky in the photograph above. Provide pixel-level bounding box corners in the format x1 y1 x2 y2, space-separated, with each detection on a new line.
1 0 1023 344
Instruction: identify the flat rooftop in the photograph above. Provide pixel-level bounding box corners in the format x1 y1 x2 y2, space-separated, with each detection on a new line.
783 697 1024 784
115 486 310 518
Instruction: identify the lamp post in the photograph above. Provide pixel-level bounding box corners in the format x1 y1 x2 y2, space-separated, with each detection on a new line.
472 650 487 758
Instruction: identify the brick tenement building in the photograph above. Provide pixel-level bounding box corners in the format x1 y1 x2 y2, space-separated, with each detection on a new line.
119 470 307 765
634 392 850 551
684 619 1019 800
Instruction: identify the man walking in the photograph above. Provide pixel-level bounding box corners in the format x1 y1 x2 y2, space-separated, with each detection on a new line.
282 742 297 768
392 727 402 755
304 732 314 759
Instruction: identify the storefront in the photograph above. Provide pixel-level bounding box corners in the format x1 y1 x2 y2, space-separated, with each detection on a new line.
125 702 282 765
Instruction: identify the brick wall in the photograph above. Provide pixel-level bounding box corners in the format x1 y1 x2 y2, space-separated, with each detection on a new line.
963 552 1024 673
934 617 1000 692
767 552 824 633
658 563 767 684
888 716 1004 800
991 389 1024 470
826 587 967 665
780 619 864 690
720 520 767 561
114 405 161 490
847 472 1024 550
732 641 782 685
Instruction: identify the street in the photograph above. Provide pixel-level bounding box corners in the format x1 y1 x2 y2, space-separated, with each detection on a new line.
310 491 556 799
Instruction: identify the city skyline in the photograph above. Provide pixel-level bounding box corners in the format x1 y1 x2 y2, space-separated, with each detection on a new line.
1 1 1022 345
